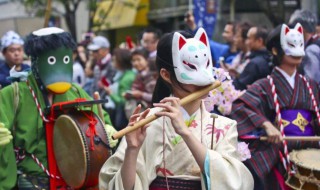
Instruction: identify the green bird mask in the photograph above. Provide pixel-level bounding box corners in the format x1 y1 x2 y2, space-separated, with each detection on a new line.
25 27 76 94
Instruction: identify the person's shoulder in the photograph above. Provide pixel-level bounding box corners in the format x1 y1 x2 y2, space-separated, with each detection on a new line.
1 81 27 94
301 75 319 89
126 70 136 77
210 40 229 49
215 115 237 126
0 61 8 72
305 43 320 55
21 63 30 69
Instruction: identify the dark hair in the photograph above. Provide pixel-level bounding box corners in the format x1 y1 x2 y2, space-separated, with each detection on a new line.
151 30 193 104
255 27 268 45
289 9 317 33
143 27 162 41
24 31 76 58
226 21 237 35
73 44 87 68
113 48 132 70
131 47 149 60
266 25 283 66
237 22 252 40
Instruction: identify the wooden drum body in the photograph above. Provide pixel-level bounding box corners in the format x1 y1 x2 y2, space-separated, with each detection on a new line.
286 149 320 190
53 110 111 188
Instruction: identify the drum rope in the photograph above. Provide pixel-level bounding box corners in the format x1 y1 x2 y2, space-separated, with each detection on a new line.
31 154 61 179
26 80 49 122
82 110 98 150
299 75 320 126
14 147 26 164
267 75 292 173
14 147 61 179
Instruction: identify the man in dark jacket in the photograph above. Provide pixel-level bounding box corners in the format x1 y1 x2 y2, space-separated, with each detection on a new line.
233 26 272 90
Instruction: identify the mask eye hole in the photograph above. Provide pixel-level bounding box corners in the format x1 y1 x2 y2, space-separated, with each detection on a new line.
183 61 197 71
288 42 295 48
206 60 210 68
48 56 56 65
63 56 70 64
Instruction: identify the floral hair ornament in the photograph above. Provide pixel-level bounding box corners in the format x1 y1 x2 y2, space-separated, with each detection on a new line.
280 23 305 57
172 28 215 86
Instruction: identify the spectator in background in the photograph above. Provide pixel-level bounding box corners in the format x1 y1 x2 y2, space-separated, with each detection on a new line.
141 27 162 71
316 18 320 37
221 21 239 65
87 36 117 97
72 45 86 87
233 26 272 90
76 44 88 68
222 22 252 79
141 27 161 59
184 10 229 67
124 48 157 118
289 9 320 83
0 31 30 89
102 48 136 130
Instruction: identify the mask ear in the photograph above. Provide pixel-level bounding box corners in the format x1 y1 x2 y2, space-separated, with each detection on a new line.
173 32 187 50
294 23 303 34
194 27 208 46
281 24 290 35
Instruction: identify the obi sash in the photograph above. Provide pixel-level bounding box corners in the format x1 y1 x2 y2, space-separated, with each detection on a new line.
149 176 201 190
281 109 315 136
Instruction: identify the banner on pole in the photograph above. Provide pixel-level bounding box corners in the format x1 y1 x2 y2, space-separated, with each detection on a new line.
193 0 218 39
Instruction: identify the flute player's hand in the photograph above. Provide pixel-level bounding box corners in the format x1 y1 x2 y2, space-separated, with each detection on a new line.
125 105 150 150
153 97 190 137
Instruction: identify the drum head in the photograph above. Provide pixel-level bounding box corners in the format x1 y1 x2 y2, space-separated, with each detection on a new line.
54 115 87 188
290 149 320 169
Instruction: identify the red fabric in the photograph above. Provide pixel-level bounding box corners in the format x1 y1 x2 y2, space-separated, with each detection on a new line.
47 99 88 189
272 167 291 190
46 117 68 189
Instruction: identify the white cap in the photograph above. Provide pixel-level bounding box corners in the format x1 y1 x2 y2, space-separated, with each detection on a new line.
87 36 110 51
32 27 65 36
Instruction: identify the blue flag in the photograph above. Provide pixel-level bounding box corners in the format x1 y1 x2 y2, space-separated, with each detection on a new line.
193 0 217 39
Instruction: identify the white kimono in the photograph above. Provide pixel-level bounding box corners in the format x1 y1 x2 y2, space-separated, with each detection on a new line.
99 102 254 190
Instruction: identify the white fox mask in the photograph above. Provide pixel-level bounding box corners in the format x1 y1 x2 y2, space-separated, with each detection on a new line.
280 23 305 57
172 28 215 86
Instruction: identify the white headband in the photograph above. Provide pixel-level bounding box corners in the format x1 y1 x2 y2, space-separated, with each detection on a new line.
1 31 24 51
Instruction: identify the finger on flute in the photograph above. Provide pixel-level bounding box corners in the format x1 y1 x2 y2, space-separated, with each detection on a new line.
112 81 221 140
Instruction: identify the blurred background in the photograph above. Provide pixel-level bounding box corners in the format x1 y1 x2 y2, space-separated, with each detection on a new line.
0 0 318 46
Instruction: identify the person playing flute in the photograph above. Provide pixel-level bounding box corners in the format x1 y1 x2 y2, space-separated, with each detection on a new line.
99 28 254 190
230 23 320 190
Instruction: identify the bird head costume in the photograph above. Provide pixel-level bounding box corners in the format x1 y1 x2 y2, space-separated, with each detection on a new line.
24 27 76 94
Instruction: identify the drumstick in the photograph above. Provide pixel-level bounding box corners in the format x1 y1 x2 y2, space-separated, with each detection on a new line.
112 81 221 140
210 114 218 150
241 135 320 141
93 91 105 124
